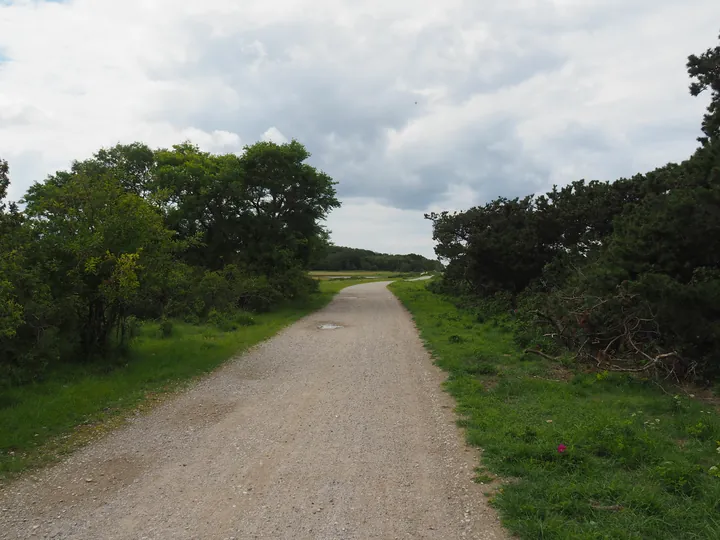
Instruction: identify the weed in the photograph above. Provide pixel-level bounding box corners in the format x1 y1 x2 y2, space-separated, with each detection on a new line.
473 466 496 484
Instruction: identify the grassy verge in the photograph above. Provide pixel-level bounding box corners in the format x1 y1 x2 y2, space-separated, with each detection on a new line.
390 280 720 539
309 270 415 280
0 279 368 482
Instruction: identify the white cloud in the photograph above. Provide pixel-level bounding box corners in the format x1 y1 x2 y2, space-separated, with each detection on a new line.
326 198 435 258
261 126 289 144
1 0 719 257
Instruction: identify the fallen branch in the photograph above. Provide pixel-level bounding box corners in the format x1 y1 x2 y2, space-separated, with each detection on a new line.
523 348 561 361
608 352 679 373
590 502 624 512
531 309 566 336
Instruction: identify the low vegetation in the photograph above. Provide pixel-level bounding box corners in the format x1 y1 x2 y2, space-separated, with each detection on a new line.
0 278 364 481
391 279 720 539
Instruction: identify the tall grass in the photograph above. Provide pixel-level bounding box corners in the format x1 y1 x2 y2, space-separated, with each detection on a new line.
390 280 720 540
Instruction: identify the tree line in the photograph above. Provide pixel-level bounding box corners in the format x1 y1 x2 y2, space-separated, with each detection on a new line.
426 33 720 382
310 245 443 273
0 140 339 386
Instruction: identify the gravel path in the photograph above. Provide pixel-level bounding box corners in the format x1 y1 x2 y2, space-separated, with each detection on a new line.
406 276 433 282
0 282 505 540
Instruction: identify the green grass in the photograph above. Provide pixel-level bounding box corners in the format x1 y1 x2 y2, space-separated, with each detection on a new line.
0 279 367 482
309 270 412 280
390 280 720 540
309 270 387 276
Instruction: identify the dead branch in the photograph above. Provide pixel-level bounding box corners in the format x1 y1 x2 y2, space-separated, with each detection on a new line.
523 348 561 361
607 352 679 373
531 309 565 336
590 502 624 512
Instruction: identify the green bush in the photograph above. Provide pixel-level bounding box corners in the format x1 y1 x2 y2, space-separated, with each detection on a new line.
122 315 142 340
233 311 256 327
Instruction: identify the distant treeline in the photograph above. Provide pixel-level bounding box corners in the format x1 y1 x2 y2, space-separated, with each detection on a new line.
427 32 720 382
311 246 443 273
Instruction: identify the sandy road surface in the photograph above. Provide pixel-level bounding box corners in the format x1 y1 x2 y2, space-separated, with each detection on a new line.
1 282 504 540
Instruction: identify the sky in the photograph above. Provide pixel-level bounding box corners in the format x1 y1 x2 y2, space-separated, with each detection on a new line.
1 0 719 258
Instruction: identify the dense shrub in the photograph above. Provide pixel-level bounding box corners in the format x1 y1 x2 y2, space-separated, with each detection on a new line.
426 33 720 382
0 139 339 386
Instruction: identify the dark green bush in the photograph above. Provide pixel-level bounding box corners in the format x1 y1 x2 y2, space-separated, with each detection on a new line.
424 34 720 382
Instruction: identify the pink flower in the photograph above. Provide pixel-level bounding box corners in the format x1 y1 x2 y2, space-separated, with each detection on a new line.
557 444 567 453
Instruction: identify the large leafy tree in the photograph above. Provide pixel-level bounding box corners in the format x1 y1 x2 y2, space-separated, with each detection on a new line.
154 140 340 272
236 140 340 271
154 143 246 269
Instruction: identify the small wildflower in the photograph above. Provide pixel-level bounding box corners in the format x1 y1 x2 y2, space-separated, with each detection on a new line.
557 444 567 453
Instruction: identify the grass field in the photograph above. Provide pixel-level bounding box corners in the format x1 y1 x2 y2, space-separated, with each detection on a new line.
309 270 388 276
0 279 369 482
309 270 415 280
309 270 430 283
390 279 720 539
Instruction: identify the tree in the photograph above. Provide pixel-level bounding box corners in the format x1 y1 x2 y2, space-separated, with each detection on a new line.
152 140 340 274
688 32 720 144
0 158 23 342
23 169 176 356
311 245 443 272
2 136 342 384
154 143 246 269
239 140 340 272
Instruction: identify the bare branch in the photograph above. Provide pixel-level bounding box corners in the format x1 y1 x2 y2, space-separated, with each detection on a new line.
523 348 561 361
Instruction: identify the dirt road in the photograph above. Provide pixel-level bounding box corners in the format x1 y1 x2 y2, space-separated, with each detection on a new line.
1 282 504 540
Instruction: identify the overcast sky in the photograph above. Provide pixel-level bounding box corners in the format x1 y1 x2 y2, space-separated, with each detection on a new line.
1 0 718 258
